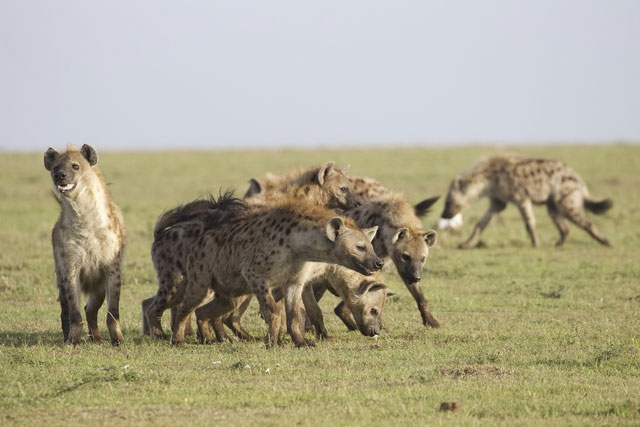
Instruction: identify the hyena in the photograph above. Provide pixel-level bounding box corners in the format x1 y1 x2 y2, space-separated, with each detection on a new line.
44 145 125 345
177 193 383 347
318 193 439 328
300 266 395 338
244 161 361 210
438 154 612 248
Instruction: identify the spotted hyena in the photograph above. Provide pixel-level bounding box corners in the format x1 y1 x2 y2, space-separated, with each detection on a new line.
244 161 361 210
438 154 612 248
300 266 395 338
320 193 440 328
44 145 125 345
179 193 383 348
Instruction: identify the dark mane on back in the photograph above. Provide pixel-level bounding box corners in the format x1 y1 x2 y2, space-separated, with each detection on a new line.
154 189 248 240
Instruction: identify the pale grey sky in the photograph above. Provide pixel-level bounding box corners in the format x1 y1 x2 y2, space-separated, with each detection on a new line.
1 1 639 151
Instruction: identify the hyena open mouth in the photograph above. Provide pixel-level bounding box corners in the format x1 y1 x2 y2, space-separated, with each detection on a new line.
57 183 77 193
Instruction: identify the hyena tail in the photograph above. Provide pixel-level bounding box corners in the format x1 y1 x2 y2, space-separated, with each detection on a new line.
584 198 613 215
414 196 440 218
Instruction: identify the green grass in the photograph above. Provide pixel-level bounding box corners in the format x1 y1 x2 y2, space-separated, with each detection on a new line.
1 145 639 425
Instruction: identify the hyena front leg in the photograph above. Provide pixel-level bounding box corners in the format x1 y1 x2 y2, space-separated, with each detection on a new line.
516 199 540 247
405 282 440 328
85 287 106 343
61 274 84 345
333 301 358 331
57 284 71 342
105 263 125 345
546 201 570 247
459 198 507 249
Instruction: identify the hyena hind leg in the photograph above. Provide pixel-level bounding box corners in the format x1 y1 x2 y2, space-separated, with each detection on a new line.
564 208 611 246
559 192 611 246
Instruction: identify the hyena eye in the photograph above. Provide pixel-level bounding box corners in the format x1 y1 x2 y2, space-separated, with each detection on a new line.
370 308 378 316
356 244 366 252
53 166 59 173
340 186 348 193
72 164 80 170
401 253 411 262
420 256 426 263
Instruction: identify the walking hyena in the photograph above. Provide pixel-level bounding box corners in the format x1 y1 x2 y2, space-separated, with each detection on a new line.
44 145 125 345
178 193 383 348
244 161 361 210
321 193 439 328
300 266 396 338
438 154 612 248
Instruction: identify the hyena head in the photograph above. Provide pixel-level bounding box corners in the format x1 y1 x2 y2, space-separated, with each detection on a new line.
316 162 362 210
390 228 437 284
44 144 98 197
438 175 475 230
348 279 396 337
326 217 383 276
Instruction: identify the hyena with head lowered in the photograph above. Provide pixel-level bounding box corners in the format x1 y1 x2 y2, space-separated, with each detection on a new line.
438 154 612 248
44 145 125 345
173 192 383 347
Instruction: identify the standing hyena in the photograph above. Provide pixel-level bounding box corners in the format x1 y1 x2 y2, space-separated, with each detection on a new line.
174 193 383 347
44 145 125 345
438 154 612 248
244 161 361 210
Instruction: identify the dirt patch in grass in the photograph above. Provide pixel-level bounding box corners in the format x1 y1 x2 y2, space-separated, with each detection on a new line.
438 365 505 379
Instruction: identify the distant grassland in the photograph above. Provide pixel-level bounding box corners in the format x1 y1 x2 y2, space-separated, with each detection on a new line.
0 144 639 425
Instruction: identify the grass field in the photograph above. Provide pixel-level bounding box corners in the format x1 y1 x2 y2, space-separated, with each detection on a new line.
1 144 639 425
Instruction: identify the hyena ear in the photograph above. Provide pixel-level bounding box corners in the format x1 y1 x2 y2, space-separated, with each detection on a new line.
317 161 336 186
391 227 409 244
357 281 388 296
245 178 263 197
81 144 98 166
422 230 437 248
362 226 378 242
414 196 440 218
326 216 345 242
454 176 468 193
44 148 59 171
